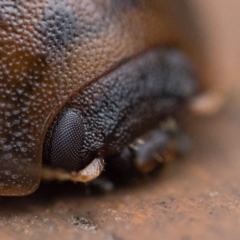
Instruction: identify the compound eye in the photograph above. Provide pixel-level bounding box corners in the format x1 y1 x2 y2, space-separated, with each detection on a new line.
43 110 87 172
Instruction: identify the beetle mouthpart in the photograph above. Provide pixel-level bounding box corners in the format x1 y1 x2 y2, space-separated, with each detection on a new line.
42 158 105 182
71 158 105 182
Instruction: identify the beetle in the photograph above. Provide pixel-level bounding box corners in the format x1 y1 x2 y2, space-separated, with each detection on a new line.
0 0 232 196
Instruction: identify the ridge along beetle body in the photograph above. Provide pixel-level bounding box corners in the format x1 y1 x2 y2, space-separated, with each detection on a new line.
0 0 229 196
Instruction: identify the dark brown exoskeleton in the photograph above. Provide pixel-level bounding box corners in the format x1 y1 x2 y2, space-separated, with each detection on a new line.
0 0 237 196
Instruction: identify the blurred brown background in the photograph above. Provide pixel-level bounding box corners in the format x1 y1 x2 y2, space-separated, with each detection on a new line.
1 1 240 239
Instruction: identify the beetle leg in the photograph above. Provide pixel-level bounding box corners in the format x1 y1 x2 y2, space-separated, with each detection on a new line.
132 119 190 173
131 132 185 173
105 119 189 182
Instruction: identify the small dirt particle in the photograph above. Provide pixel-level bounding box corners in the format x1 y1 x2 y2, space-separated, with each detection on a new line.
70 216 97 230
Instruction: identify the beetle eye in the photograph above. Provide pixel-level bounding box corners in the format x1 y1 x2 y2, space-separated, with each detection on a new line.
43 110 87 172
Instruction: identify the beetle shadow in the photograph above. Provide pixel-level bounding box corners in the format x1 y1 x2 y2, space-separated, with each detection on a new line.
0 162 175 212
